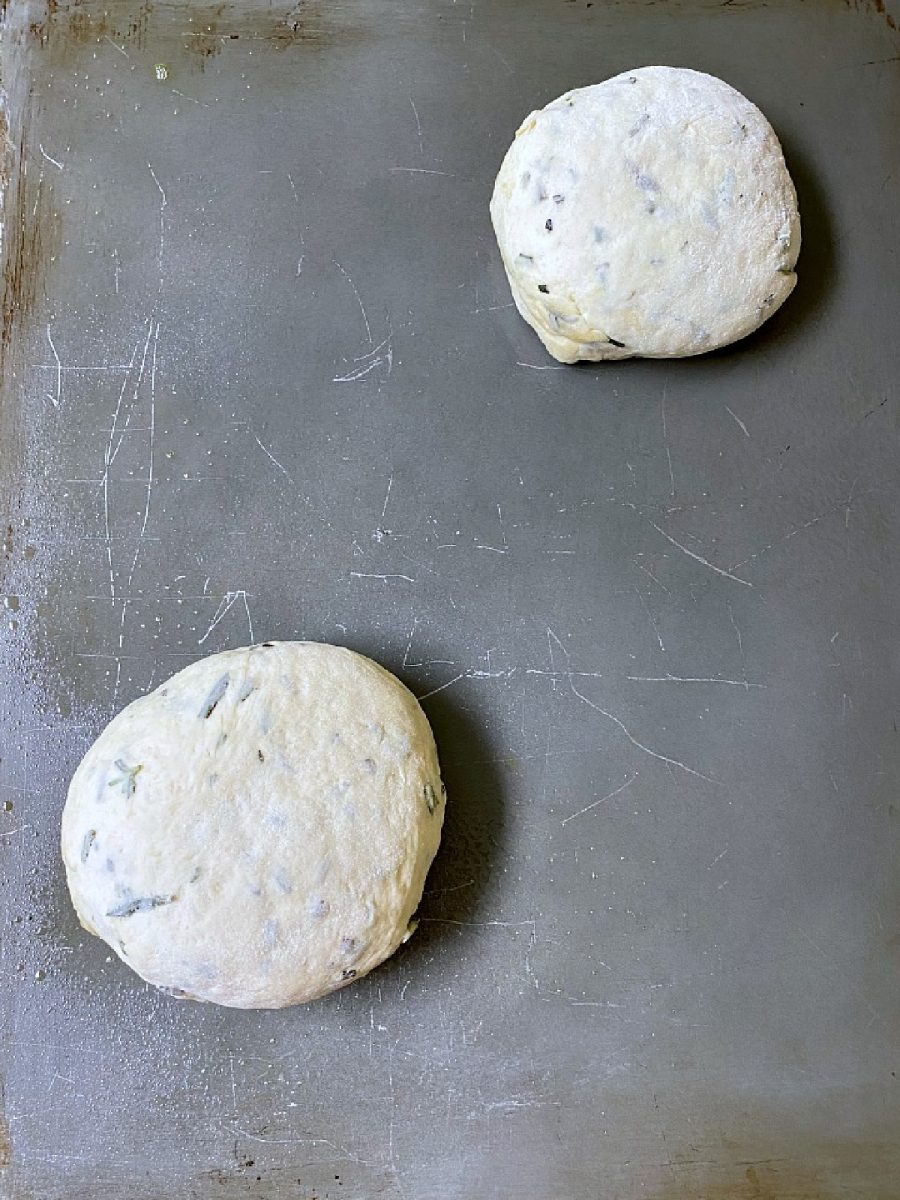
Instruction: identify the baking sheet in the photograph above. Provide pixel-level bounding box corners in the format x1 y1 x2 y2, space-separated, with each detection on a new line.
1 0 899 1196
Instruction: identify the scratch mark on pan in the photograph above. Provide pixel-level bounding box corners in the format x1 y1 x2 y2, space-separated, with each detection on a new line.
409 97 424 155
125 321 160 591
170 87 210 108
380 473 394 522
46 324 62 407
387 1039 406 1197
104 34 131 58
647 520 752 587
287 172 305 273
147 163 167 293
708 845 729 868
661 383 675 497
724 405 750 437
0 825 32 840
626 673 764 689
102 323 153 602
569 681 717 783
341 333 393 376
496 502 509 550
225 1125 358 1159
727 603 744 656
333 258 372 345
727 496 849 572
423 878 475 896
420 918 536 934
38 143 64 170
416 667 515 701
199 590 254 646
334 359 376 383
349 571 415 583
633 585 665 653
252 432 294 483
228 1054 237 1115
417 672 466 701
634 560 670 595
389 167 457 176
516 361 565 370
402 621 417 668
561 774 638 825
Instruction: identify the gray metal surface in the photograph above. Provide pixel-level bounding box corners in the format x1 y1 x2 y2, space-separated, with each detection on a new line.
1 0 899 1196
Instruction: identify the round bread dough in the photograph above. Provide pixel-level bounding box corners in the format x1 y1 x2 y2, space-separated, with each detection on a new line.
490 66 800 362
61 642 445 1008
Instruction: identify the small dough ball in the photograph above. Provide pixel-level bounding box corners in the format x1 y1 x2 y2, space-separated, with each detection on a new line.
61 642 445 1009
490 66 800 362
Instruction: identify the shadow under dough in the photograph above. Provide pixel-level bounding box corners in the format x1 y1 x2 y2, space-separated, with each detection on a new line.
388 680 508 971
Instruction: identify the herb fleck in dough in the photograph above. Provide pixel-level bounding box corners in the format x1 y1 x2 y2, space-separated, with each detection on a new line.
61 642 445 1009
490 66 801 362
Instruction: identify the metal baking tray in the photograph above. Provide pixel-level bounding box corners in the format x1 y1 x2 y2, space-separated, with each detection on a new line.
1 0 899 1195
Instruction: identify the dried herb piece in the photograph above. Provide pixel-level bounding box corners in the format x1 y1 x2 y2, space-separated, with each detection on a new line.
607 336 626 348
81 829 97 863
107 894 174 918
258 749 265 762
537 283 549 294
424 783 437 815
545 218 553 232
108 760 143 797
340 968 357 981
402 918 419 943
200 674 230 718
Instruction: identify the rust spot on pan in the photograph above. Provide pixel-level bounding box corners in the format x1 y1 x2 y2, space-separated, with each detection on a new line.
0 113 61 381
0 1085 10 1167
21 0 361 59
844 0 899 31
644 1125 900 1199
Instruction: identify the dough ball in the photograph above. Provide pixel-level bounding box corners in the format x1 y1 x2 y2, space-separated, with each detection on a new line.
61 642 445 1009
490 66 800 362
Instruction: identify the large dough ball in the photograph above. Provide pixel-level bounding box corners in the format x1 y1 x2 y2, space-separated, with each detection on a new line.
490 66 800 362
61 642 445 1008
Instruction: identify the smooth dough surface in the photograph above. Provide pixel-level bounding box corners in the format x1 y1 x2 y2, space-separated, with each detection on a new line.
61 642 445 1009
490 66 800 362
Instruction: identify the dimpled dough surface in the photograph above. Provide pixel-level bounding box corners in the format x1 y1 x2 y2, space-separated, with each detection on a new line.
490 66 800 362
61 642 445 1009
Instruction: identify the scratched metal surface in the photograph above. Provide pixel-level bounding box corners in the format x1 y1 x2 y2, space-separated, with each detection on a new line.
1 0 899 1196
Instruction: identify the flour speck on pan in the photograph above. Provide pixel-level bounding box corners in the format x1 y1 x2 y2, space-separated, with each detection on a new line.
490 66 800 363
60 642 445 1009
